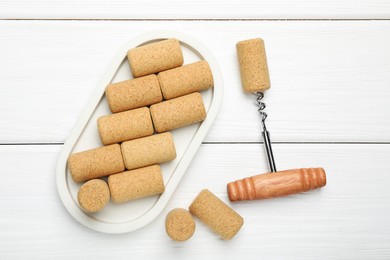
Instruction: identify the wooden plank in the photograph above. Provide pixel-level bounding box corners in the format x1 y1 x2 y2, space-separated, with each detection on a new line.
1 0 390 19
1 21 390 143
0 143 389 258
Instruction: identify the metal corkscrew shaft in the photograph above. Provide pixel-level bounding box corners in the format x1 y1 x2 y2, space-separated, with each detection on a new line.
255 92 277 172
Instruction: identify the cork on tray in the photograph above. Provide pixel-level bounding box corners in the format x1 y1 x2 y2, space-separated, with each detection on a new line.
165 208 196 242
105 74 162 113
108 165 164 203
158 60 214 100
97 107 154 145
150 92 206 133
78 179 110 213
236 38 271 93
68 144 125 183
128 38 184 78
189 189 243 240
121 132 176 170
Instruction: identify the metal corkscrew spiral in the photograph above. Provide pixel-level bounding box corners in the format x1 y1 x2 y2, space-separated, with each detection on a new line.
254 92 277 173
255 92 267 130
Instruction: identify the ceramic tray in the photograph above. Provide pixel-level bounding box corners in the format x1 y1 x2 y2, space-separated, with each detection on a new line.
56 31 223 233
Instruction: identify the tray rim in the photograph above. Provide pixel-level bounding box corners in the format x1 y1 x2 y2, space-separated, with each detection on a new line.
56 30 224 234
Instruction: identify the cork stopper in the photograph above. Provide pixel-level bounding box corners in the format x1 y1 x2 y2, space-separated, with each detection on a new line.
189 189 244 240
97 107 154 145
150 92 206 133
128 38 184 77
227 168 327 201
77 179 110 213
236 38 270 93
105 74 162 113
121 132 176 170
165 208 196 242
108 165 165 204
158 60 214 100
68 144 125 183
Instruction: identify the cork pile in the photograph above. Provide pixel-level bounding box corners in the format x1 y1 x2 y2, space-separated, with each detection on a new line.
67 38 214 213
166 189 244 241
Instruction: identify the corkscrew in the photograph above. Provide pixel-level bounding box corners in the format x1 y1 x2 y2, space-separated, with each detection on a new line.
255 91 276 173
227 38 326 201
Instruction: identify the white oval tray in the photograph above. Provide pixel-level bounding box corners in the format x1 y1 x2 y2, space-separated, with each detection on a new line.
56 31 223 234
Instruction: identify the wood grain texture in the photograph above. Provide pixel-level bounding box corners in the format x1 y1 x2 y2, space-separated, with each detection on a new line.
2 1 389 259
0 21 390 143
0 144 389 259
0 0 390 19
227 168 326 201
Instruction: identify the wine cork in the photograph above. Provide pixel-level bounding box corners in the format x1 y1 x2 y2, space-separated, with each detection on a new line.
78 179 110 213
108 165 164 203
158 60 214 100
227 168 327 201
121 132 176 170
165 208 196 242
150 92 206 133
189 189 243 240
236 38 271 93
68 144 125 183
128 38 184 77
105 74 162 113
97 107 154 145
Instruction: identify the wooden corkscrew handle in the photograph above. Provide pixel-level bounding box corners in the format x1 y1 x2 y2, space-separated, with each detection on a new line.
227 168 326 201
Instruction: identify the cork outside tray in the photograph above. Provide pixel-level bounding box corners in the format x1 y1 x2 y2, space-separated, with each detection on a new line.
56 31 223 233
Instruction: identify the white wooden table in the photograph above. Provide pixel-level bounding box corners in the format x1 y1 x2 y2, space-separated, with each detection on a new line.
1 1 390 259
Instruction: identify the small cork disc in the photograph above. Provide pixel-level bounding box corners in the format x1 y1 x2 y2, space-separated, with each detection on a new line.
78 179 110 213
165 208 196 241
